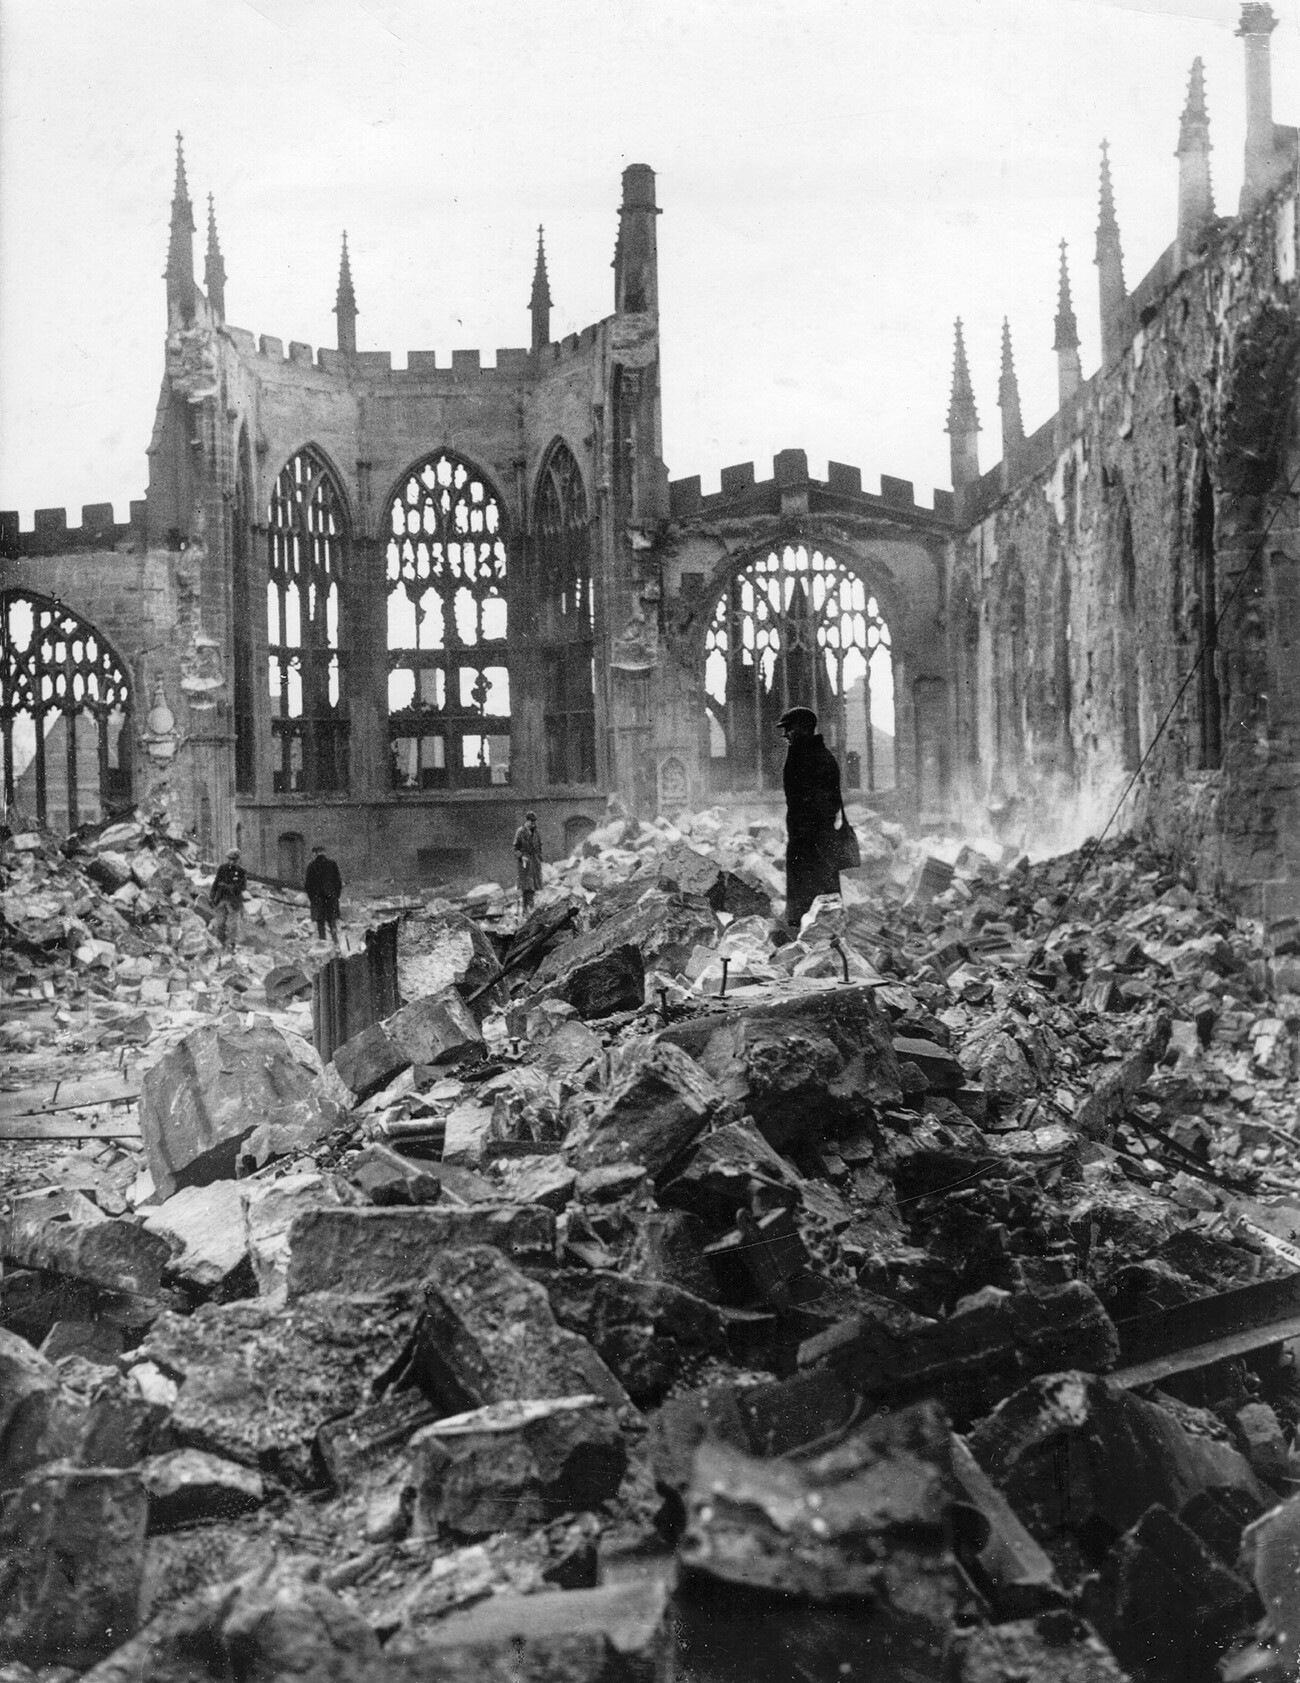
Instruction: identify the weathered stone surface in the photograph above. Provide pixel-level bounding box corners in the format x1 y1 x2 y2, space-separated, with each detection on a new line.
0 1462 147 1668
409 1395 627 1537
679 1402 959 1641
545 1270 725 1405
240 1170 341 1299
332 1020 409 1100
549 943 646 1018
383 1574 674 1681
263 963 312 1008
399 908 504 1008
390 987 484 1064
348 1142 443 1206
80 1561 381 1683
134 1289 419 1486
3 1188 171 1295
0 1329 70 1489
658 1118 807 1224
661 983 902 1147
622 1209 718 1299
953 1612 1129 1681
140 1022 338 1200
948 1432 1066 1618
534 888 720 991
1081 1502 1258 1681
969 1373 1269 1550
317 1388 439 1489
491 1154 577 1210
1234 1400 1290 1485
39 1317 124 1365
1240 1492 1300 1680
139 1449 265 1531
141 1180 248 1292
284 1204 555 1297
563 1036 726 1176
415 1245 631 1415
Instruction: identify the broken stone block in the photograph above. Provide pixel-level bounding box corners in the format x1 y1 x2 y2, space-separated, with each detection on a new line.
140 1180 248 1294
1082 1503 1258 1681
969 1373 1269 1553
660 983 901 1147
134 1289 419 1486
138 1449 265 1531
316 1387 439 1489
347 1142 443 1205
533 888 720 992
414 1245 630 1415
563 1036 726 1176
392 986 485 1067
622 1209 718 1300
706 1206 808 1309
0 1462 147 1669
952 1611 1129 1682
893 1034 965 1090
409 1395 627 1537
658 1117 804 1225
139 1022 338 1200
949 1432 1067 1618
575 1161 650 1203
545 1270 725 1405
1235 1400 1291 1485
240 1170 342 1299
0 1329 72 1488
399 907 505 1008
3 1188 171 1296
331 1019 409 1099
491 1154 577 1210
441 1095 500 1167
385 1573 673 1680
1240 1492 1300 1678
548 942 646 1018
283 1203 556 1297
39 1318 124 1366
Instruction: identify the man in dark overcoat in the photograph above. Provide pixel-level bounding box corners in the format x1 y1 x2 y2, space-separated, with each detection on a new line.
780 706 843 931
304 843 344 945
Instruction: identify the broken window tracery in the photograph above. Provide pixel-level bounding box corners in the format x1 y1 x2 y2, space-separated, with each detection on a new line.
535 441 596 786
704 545 895 794
233 428 255 794
0 592 132 831
386 451 511 790
267 449 348 794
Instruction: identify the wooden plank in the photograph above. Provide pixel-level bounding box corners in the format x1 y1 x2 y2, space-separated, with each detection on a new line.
0 1075 142 1120
0 1114 141 1141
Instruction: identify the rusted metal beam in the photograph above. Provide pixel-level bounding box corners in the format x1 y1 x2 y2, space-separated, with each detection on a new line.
1112 1272 1300 1389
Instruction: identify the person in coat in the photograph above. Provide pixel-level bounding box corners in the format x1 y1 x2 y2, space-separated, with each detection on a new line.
304 843 343 945
513 811 544 914
780 706 843 931
209 847 248 953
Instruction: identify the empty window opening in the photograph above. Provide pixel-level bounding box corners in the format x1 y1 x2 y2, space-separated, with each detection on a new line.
277 831 306 884
233 428 256 793
268 449 349 794
535 443 597 785
704 545 895 794
0 592 132 833
387 451 511 790
1193 463 1222 769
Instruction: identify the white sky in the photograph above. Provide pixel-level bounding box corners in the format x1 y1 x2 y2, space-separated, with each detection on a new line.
1 0 1297 524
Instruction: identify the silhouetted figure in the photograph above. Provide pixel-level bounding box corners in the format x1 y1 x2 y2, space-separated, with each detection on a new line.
780 707 842 931
513 810 543 913
210 847 247 953
304 843 343 944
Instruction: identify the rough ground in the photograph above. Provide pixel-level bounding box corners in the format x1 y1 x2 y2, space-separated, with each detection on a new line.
5 803 1300 1680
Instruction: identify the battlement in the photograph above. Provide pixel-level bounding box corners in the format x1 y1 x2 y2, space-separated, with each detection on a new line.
0 502 147 561
224 316 607 388
669 449 954 528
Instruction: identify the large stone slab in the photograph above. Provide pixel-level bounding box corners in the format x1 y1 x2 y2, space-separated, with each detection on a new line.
134 1289 419 1486
545 1270 725 1406
409 1395 627 1537
139 1448 265 1531
414 1245 631 1415
533 888 720 990
333 988 485 1100
0 1328 72 1488
562 1036 726 1176
3 1187 172 1296
0 1462 148 1669
139 1022 339 1200
141 1180 248 1293
240 1170 342 1300
284 1204 556 1297
660 982 902 1147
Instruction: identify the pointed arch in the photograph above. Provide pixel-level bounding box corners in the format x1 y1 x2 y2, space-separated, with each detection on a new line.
267 444 351 794
534 438 596 785
233 424 256 793
0 591 132 831
385 448 511 790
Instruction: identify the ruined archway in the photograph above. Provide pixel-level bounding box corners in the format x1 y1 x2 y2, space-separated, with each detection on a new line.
0 591 132 832
703 543 895 795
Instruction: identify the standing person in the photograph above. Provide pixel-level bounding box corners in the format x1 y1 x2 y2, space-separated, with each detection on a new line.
779 707 843 931
513 810 544 914
210 847 247 954
304 843 343 945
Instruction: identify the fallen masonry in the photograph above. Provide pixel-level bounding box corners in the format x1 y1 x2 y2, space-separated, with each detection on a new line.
11 810 1300 1676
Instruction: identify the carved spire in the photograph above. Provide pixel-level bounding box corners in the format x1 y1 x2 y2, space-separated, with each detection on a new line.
998 318 1024 457
946 317 980 491
530 225 552 354
165 132 196 325
1054 240 1082 405
334 232 357 356
1095 141 1127 366
1176 58 1215 266
204 194 226 322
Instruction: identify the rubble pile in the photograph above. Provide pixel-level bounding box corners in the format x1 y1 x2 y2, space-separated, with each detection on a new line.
7 809 1300 1679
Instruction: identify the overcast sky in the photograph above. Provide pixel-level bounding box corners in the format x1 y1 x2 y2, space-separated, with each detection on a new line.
1 0 1297 525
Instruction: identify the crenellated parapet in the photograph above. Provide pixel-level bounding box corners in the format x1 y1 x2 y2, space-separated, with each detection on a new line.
0 503 147 561
220 320 606 386
669 449 953 529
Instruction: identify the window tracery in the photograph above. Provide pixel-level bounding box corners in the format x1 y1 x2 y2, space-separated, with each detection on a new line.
535 442 596 785
386 451 511 789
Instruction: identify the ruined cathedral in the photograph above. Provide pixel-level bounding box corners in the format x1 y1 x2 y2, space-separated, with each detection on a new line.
4 5 1300 915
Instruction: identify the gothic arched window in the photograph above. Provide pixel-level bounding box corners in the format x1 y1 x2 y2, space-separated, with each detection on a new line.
0 591 132 831
267 448 349 794
386 451 510 790
535 442 596 785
